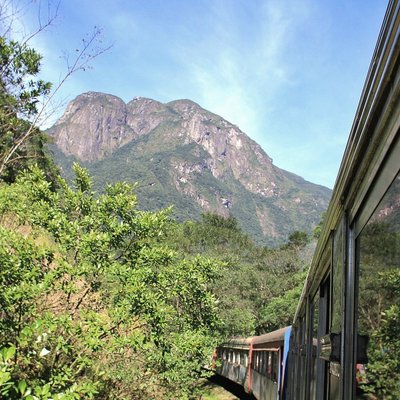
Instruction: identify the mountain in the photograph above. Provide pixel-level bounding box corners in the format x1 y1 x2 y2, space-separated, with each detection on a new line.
48 91 331 246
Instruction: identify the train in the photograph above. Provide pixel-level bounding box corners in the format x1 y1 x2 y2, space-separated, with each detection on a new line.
213 1 400 399
214 327 291 399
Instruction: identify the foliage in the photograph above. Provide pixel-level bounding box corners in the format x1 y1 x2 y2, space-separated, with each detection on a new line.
165 214 312 337
0 35 57 182
359 268 400 399
287 230 310 248
51 122 331 247
358 214 400 398
362 303 400 399
258 269 307 332
0 165 222 399
312 211 326 239
0 1 110 183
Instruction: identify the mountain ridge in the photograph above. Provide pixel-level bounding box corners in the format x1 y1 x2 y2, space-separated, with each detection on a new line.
48 91 331 246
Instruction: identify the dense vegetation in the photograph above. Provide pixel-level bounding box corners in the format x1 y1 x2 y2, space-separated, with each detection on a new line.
0 165 223 399
164 213 312 337
0 166 310 399
358 219 400 398
49 95 331 248
0 29 314 398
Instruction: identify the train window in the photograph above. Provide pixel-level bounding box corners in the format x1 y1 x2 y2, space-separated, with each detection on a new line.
265 351 269 375
271 352 277 382
332 224 343 334
310 293 319 399
267 352 272 378
356 171 400 398
318 276 331 399
262 351 267 375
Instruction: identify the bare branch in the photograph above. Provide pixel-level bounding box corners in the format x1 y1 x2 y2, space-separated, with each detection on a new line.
0 10 112 177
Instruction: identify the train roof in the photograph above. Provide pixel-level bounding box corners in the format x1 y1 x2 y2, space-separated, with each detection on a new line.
251 326 291 346
220 337 253 349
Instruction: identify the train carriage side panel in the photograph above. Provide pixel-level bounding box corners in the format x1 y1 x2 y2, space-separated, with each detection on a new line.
215 337 252 389
249 326 291 400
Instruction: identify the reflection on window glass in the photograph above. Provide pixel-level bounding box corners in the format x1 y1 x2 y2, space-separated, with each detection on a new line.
310 294 319 400
272 352 277 382
357 172 400 399
332 225 343 333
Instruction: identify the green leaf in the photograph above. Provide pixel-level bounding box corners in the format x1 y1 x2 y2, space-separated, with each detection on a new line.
18 379 27 394
4 346 16 362
0 371 11 386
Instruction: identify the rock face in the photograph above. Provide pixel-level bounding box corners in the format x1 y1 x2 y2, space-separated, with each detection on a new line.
49 91 331 246
52 92 133 161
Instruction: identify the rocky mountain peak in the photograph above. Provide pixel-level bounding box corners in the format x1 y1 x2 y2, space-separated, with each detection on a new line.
51 92 131 161
49 91 331 245
166 99 204 114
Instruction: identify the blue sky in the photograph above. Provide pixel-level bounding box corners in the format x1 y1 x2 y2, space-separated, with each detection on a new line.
15 0 388 188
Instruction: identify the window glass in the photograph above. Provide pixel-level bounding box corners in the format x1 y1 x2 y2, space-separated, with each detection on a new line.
310 293 319 399
268 352 272 377
272 352 277 382
298 317 306 399
332 225 343 333
262 351 266 374
357 172 400 398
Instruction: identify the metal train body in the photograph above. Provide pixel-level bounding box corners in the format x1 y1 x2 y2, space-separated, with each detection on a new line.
215 1 400 399
215 327 291 400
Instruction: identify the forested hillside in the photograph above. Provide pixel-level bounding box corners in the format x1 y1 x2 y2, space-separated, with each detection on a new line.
48 92 331 247
0 166 312 399
0 21 314 400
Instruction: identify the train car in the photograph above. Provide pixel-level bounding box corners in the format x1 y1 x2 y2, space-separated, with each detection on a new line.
214 1 399 399
215 337 252 389
249 326 291 400
287 1 400 399
214 327 291 400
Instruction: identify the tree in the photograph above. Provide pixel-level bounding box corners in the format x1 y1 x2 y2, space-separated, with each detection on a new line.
0 3 110 182
0 36 54 181
287 230 309 248
0 165 222 399
358 220 400 399
165 213 312 337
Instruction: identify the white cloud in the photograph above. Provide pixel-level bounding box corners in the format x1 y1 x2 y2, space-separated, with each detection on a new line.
172 0 313 140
